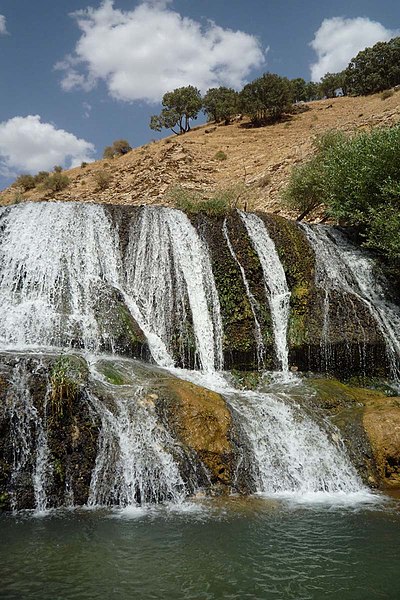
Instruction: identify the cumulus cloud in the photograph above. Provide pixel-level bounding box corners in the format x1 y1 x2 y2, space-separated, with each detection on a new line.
310 17 396 81
56 0 266 103
0 15 8 35
0 115 95 176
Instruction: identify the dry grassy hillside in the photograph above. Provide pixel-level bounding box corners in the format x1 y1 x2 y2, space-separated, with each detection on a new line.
1 91 400 218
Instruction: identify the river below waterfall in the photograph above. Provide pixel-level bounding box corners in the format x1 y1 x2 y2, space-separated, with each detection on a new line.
1 496 400 600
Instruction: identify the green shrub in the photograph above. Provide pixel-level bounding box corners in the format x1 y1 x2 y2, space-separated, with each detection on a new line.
168 183 248 216
43 172 70 192
283 125 400 261
81 161 88 168
93 170 112 191
15 174 36 191
33 171 49 185
53 165 63 173
381 89 394 100
103 139 132 159
50 356 83 421
214 150 227 161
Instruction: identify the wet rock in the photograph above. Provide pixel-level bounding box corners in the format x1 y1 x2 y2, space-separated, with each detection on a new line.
156 376 246 493
363 401 400 489
307 377 400 488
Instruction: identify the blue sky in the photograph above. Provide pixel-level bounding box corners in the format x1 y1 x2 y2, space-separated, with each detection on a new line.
0 0 399 189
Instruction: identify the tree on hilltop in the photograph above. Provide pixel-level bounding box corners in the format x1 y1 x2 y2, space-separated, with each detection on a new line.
150 86 202 135
203 87 239 124
319 72 346 98
239 73 292 125
345 37 400 95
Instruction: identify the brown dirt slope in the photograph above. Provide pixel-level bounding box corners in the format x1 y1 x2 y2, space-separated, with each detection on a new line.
1 91 400 217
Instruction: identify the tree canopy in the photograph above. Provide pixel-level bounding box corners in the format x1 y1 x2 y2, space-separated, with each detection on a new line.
239 73 292 124
150 86 202 134
344 37 400 95
203 87 239 124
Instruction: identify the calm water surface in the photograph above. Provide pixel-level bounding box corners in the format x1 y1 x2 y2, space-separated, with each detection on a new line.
1 495 400 600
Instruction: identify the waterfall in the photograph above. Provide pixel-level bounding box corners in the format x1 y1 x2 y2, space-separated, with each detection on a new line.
0 202 382 509
238 211 291 372
176 370 365 498
0 202 122 353
6 362 51 511
222 218 265 368
87 384 187 507
227 387 362 496
303 225 400 381
125 206 223 372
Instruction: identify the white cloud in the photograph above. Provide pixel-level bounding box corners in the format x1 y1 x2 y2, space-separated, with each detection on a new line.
0 15 8 35
56 0 266 103
310 17 396 81
0 115 95 175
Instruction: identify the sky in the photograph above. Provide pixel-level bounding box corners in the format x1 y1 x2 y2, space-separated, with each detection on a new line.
0 0 399 189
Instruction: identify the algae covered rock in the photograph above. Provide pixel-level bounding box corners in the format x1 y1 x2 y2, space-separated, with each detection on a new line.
363 399 400 489
157 378 233 487
307 377 400 489
0 353 100 510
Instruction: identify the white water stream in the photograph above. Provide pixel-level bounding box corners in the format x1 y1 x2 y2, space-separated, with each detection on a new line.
303 225 400 382
87 383 186 507
238 211 291 372
125 206 223 372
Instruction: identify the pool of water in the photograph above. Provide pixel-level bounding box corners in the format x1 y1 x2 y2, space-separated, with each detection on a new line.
1 494 400 600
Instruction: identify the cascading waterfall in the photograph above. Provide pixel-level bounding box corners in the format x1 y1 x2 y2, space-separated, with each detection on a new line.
223 218 265 368
87 383 187 507
225 386 362 495
303 225 400 381
0 202 122 353
1 201 389 509
238 211 291 372
125 206 223 372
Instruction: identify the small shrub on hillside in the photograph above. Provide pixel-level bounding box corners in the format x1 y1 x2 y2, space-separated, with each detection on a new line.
257 173 271 188
103 146 115 159
33 171 49 185
43 172 70 192
81 161 88 168
112 139 132 155
381 89 394 100
214 150 227 161
15 174 36 191
93 170 112 191
212 183 252 211
103 140 132 159
53 165 63 173
167 183 249 215
11 192 24 204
